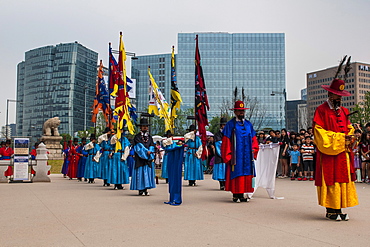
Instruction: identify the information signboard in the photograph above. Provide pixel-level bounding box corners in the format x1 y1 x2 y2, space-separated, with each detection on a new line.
13 156 29 181
14 138 29 155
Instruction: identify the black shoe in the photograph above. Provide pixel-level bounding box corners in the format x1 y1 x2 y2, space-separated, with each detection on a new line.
339 213 349 221
232 197 241 203
326 213 341 221
138 190 144 196
240 197 249 202
220 186 225 190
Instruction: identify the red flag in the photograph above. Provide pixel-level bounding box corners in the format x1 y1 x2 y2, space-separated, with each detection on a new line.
194 35 209 160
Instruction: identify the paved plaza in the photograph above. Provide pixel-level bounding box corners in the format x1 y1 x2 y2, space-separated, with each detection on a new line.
1 174 369 246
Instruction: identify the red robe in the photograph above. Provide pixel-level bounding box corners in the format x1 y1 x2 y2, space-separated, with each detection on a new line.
313 101 355 186
67 144 80 178
1 146 14 176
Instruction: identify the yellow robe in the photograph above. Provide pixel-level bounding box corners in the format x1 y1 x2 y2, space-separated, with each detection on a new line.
315 124 358 209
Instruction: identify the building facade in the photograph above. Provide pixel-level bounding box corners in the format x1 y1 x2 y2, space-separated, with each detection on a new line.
306 62 370 121
131 54 173 113
16 42 98 140
286 100 306 132
132 33 286 131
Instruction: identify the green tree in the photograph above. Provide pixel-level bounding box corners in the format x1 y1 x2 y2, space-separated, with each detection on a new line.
60 133 72 146
350 91 370 127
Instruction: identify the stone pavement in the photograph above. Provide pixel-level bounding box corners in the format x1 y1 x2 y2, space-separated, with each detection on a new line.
0 174 369 247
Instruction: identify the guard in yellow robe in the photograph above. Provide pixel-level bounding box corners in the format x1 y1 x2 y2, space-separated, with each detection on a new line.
313 77 358 221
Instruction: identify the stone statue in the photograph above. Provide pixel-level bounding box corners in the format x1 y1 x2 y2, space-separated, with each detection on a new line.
43 117 61 136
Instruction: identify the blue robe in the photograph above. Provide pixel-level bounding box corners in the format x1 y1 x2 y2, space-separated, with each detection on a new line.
184 135 204 181
77 145 87 178
212 139 226 181
162 141 177 179
130 133 156 191
100 139 113 180
108 137 130 185
127 147 135 177
84 143 101 179
61 148 70 175
165 145 185 205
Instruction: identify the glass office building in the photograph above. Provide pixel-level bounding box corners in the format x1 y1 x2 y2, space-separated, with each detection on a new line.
16 42 98 140
131 54 173 113
177 33 286 130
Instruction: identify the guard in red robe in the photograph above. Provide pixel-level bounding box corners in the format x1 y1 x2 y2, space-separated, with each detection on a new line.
221 101 259 203
314 75 358 221
67 138 80 179
2 140 14 177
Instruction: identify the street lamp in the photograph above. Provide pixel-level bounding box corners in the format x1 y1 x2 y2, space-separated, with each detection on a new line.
111 50 138 60
6 99 18 140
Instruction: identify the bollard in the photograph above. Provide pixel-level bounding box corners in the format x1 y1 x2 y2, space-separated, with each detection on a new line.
32 143 51 182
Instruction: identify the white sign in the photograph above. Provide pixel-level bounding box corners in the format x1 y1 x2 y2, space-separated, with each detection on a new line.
13 156 29 181
14 138 29 155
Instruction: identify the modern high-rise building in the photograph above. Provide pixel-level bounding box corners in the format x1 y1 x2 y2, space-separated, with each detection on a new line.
306 62 370 121
131 54 173 113
177 32 286 130
132 33 286 131
16 42 98 140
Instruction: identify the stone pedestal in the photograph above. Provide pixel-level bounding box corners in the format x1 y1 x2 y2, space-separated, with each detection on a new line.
40 135 63 160
32 143 51 182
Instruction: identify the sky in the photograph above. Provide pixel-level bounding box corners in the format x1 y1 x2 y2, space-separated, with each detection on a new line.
1 0 370 127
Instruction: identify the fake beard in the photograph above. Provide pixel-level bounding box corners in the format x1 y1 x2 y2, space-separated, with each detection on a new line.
332 99 341 109
237 114 244 120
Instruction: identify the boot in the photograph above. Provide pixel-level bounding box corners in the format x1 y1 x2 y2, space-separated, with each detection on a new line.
219 181 225 190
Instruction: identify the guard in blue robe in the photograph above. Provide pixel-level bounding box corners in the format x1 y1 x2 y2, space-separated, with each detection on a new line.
76 137 88 181
221 101 259 203
109 134 130 189
98 128 113 186
127 146 135 177
212 117 227 190
164 144 185 206
161 130 177 183
84 134 101 183
184 124 204 186
130 118 156 195
61 141 71 178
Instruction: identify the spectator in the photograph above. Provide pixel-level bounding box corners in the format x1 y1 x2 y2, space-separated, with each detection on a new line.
301 136 315 181
359 131 370 183
278 128 290 178
290 144 301 180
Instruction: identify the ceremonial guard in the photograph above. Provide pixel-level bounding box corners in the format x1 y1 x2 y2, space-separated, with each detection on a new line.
130 117 156 196
98 127 113 186
1 140 14 177
162 130 177 183
212 117 227 190
84 134 101 183
221 101 259 203
67 138 80 180
184 124 203 186
61 141 71 178
109 130 130 190
77 137 88 181
313 56 358 221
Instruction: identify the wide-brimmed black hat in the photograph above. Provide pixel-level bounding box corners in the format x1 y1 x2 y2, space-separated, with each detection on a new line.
73 138 79 142
164 130 173 137
187 124 196 131
90 134 96 141
5 139 11 144
136 117 151 126
219 117 228 125
103 127 111 133
81 137 87 142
